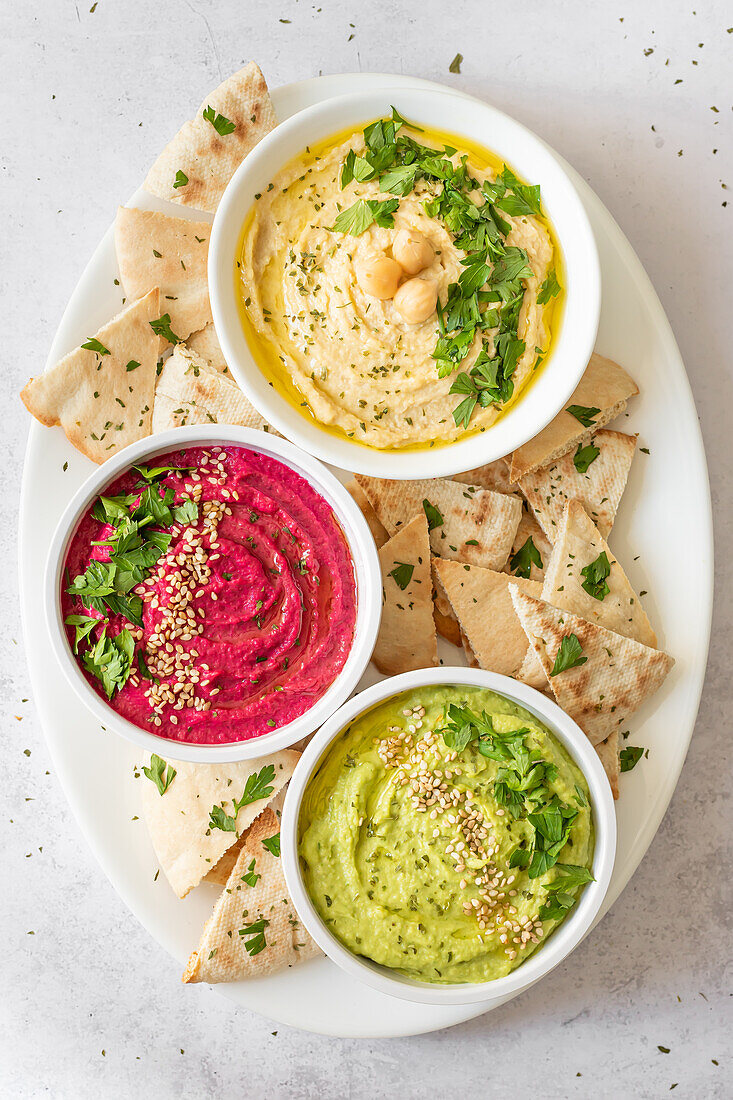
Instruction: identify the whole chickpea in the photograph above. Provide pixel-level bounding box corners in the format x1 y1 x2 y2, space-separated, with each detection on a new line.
392 228 434 275
393 278 439 324
355 254 402 300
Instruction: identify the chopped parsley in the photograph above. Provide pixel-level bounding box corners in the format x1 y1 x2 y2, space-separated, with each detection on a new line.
81 337 110 356
550 633 587 676
332 197 399 236
149 313 181 344
388 562 414 590
509 536 543 578
573 441 600 473
262 832 281 857
567 404 601 427
173 169 189 189
620 745 644 772
142 754 177 796
422 499 444 531
202 105 236 135
580 551 611 601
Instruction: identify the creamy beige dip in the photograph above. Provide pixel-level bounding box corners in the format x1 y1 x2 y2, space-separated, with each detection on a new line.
240 128 556 449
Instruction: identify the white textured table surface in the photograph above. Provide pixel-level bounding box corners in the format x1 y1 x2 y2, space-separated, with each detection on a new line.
2 2 731 1097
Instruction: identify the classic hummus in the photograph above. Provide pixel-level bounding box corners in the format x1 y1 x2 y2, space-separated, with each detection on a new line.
299 685 593 984
62 446 357 744
239 112 562 449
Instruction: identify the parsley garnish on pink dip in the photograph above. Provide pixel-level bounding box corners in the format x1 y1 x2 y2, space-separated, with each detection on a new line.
62 446 357 744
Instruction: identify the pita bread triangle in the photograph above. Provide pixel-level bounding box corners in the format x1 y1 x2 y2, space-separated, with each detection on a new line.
144 62 276 214
152 344 267 432
374 514 438 675
183 807 320 983
115 207 212 342
542 499 657 647
186 323 231 375
519 428 637 542
141 749 299 898
509 586 674 746
354 475 522 571
510 353 639 481
21 288 160 463
434 559 541 677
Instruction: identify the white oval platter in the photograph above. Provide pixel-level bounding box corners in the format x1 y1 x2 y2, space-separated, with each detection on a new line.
18 73 713 1038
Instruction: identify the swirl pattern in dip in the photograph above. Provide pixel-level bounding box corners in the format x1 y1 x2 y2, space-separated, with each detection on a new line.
62 446 357 744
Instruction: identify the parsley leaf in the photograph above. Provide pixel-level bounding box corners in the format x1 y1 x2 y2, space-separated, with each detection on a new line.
422 499 444 531
567 403 601 427
537 269 561 304
388 561 414 590
550 633 587 676
202 105 236 135
149 313 181 344
81 627 135 699
449 53 463 74
81 337 110 355
538 863 594 919
620 745 644 772
332 197 399 235
234 764 276 811
239 918 268 956
142 754 176 796
173 169 189 188
509 536 543 578
208 804 237 832
580 551 611 600
64 613 99 654
573 441 600 472
241 858 260 887
262 833 281 857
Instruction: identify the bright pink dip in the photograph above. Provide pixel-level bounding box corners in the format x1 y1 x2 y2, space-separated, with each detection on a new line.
62 446 357 744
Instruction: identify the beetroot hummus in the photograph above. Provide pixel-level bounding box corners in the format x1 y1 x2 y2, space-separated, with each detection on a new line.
62 445 357 744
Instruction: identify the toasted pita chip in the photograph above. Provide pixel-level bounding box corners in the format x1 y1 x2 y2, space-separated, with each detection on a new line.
435 559 542 677
432 560 462 646
453 456 515 494
542 499 656 647
183 807 320 983
186 323 230 375
520 429 636 542
21 289 160 463
510 354 638 481
144 63 276 214
596 733 620 799
346 480 389 548
509 587 674 745
355 476 522 571
152 344 267 432
507 509 553 582
114 208 211 343
141 750 299 898
374 514 438 675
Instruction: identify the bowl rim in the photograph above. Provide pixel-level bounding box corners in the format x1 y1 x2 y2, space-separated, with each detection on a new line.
209 85 601 480
44 424 382 763
281 666 617 1006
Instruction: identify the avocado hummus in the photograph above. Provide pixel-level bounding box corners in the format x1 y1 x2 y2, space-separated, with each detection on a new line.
239 111 563 450
298 685 594 984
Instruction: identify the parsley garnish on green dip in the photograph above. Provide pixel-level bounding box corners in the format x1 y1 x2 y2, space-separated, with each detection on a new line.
298 686 593 984
239 109 563 448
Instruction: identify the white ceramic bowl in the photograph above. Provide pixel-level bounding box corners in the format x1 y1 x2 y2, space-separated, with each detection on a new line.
282 667 616 1006
44 425 381 763
209 87 600 479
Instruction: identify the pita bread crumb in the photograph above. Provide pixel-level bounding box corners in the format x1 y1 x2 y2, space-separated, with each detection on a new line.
510 353 638 481
144 63 276 214
183 808 320 983
509 586 674 746
542 499 657 647
21 288 160 463
435 559 542 677
114 207 212 343
519 429 637 542
355 475 522 571
374 514 438 675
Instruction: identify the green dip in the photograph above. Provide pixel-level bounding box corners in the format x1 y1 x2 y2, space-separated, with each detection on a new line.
298 685 594 984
